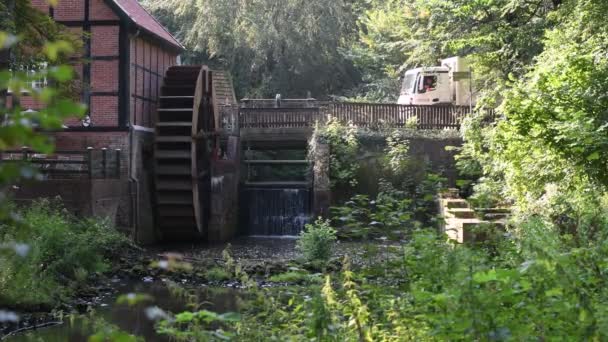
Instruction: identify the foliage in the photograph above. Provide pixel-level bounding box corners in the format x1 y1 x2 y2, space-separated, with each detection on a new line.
349 0 559 102
0 0 85 219
1 0 81 67
457 0 608 217
156 309 240 341
232 209 608 340
296 218 337 267
267 271 319 284
0 199 131 309
333 170 445 240
312 118 360 188
382 129 410 175
467 178 506 209
206 267 231 282
142 0 360 98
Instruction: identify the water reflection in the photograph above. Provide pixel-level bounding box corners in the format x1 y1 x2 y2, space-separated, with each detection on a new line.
7 281 243 341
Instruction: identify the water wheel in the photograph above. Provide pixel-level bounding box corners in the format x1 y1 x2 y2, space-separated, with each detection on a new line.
154 65 217 240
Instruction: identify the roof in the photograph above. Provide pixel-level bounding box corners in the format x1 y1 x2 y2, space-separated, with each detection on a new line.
108 0 184 51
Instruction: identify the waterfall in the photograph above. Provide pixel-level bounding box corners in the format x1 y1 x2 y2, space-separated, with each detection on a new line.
242 187 312 236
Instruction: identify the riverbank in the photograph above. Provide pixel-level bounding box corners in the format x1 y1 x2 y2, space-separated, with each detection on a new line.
2 236 400 340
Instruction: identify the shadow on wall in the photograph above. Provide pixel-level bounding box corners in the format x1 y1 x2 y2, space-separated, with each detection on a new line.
332 136 462 205
10 179 131 232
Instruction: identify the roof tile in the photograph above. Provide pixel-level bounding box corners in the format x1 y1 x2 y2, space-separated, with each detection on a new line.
110 0 183 50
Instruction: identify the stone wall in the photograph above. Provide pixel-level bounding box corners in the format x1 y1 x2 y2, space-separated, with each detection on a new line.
311 129 463 209
10 179 130 231
208 136 241 242
129 129 158 244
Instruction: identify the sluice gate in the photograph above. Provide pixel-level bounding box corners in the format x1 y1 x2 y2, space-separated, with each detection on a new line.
239 149 313 236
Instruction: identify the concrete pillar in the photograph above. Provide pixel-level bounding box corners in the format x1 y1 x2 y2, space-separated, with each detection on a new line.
312 142 331 218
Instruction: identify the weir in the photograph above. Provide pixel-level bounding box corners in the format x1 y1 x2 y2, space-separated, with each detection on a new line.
239 143 313 236
241 187 311 236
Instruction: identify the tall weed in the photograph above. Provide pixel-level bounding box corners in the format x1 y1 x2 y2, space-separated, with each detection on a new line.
0 199 131 309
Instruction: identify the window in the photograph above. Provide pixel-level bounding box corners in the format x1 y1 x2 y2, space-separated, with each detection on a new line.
418 75 437 93
401 74 416 95
29 62 48 90
7 62 48 93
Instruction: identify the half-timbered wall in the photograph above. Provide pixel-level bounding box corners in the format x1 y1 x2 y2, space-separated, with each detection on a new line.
130 36 177 129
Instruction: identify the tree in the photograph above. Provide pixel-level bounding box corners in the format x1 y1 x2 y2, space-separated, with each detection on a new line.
350 0 560 103
143 0 361 99
456 0 608 215
0 0 85 218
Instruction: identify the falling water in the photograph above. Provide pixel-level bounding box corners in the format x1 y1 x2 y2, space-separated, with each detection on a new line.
241 188 312 236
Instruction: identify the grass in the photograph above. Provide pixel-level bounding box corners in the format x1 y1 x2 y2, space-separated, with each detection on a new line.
267 271 322 284
206 267 232 282
0 199 132 309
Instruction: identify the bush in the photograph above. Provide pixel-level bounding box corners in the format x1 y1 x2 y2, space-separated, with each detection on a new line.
296 219 337 266
206 267 232 282
0 199 131 309
268 271 316 284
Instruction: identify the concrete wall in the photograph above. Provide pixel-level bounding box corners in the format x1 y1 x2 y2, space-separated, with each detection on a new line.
311 130 463 210
11 179 130 231
208 136 241 242
129 129 158 244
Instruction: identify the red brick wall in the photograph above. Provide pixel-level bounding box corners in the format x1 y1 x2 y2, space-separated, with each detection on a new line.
90 97 119 126
30 0 49 13
53 0 85 21
130 36 178 128
91 26 119 56
53 131 129 176
89 17 120 127
89 0 119 20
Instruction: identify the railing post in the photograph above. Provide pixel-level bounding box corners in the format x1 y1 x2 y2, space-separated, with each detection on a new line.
115 149 121 179
101 147 108 179
86 147 94 179
21 146 29 161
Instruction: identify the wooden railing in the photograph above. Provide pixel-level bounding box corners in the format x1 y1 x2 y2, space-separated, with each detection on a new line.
241 98 318 109
239 107 322 128
328 102 472 129
238 102 495 130
0 147 122 179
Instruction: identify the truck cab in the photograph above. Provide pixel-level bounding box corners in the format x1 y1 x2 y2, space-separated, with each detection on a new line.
398 57 474 106
398 67 451 105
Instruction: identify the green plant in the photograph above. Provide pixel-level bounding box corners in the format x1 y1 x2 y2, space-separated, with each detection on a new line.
312 117 360 188
156 309 240 341
296 218 337 266
0 198 131 309
383 129 410 176
332 172 445 240
206 267 231 282
267 270 319 284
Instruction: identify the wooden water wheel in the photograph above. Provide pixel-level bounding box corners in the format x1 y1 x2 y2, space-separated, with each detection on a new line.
154 65 218 240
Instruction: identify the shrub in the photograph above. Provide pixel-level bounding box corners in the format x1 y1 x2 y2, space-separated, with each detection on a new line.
296 219 337 266
0 199 131 309
206 267 231 282
267 271 312 284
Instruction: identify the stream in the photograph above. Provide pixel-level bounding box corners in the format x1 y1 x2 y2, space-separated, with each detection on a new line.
2 237 394 341
4 279 243 341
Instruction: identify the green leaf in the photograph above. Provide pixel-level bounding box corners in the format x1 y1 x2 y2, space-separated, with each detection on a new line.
473 269 497 283
0 32 18 49
49 65 74 82
44 40 74 61
586 152 600 161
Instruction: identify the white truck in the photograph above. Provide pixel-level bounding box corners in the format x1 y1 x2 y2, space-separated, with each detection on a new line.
397 56 473 106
